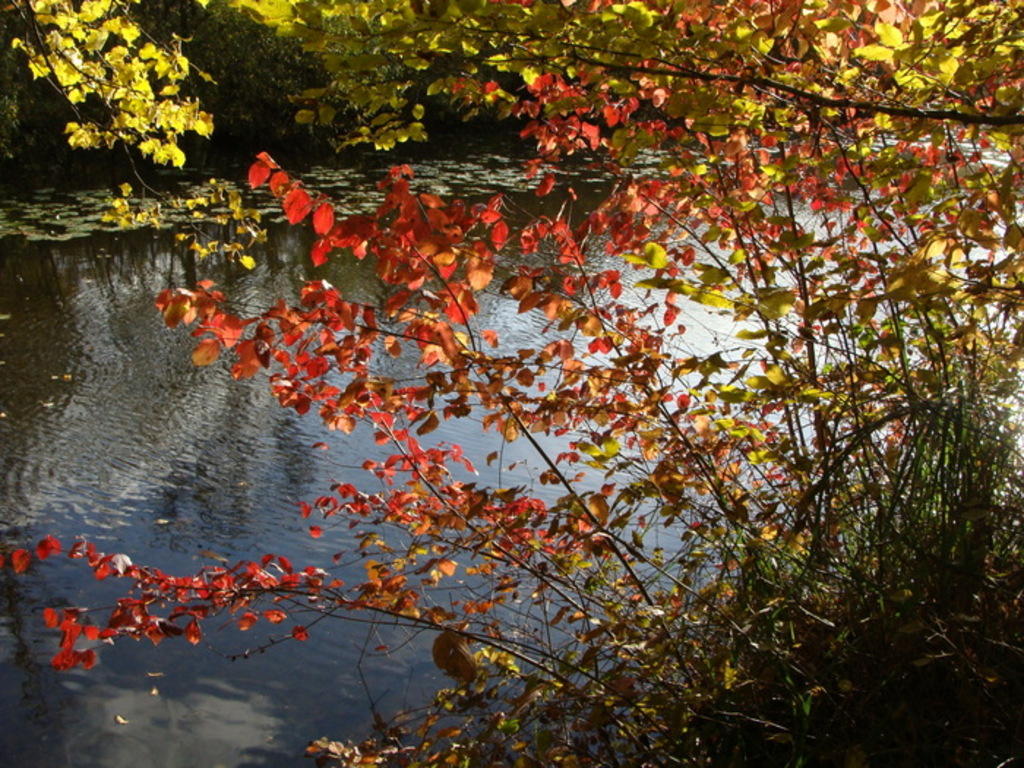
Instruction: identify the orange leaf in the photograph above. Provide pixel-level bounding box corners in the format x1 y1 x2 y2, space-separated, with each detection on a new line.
231 339 262 380
264 608 287 624
192 338 221 367
312 202 335 235
437 558 457 577
466 256 494 290
433 248 457 268
185 619 202 645
587 494 610 526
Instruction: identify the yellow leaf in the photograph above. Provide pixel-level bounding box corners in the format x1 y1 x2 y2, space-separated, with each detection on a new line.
642 242 668 268
757 288 795 320
874 21 903 48
503 416 520 442
855 44 894 61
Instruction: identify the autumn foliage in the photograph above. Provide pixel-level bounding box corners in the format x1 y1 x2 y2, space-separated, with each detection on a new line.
8 0 1024 765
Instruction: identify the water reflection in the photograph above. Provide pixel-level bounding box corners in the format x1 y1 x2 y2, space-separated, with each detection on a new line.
0 141 736 764
0 148 581 765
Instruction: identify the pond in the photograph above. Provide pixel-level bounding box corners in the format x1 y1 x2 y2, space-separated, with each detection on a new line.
0 138 741 766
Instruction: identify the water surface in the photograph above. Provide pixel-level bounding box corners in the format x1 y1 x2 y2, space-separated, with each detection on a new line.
0 141 740 765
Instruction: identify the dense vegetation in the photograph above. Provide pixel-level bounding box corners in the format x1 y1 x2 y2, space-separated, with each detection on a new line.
1 0 331 174
5 0 1024 765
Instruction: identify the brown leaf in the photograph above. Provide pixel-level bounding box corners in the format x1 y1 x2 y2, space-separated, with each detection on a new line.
432 630 477 683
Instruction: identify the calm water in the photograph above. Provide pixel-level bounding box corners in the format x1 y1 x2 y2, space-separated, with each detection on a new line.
0 142 740 766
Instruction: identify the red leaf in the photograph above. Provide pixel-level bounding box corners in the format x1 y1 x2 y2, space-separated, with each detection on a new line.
238 612 258 631
264 608 287 624
269 171 292 197
248 160 271 189
312 202 335 235
418 192 445 209
51 648 76 671
309 526 323 538
35 535 61 560
536 173 556 197
491 219 509 250
43 608 60 628
11 549 30 574
284 188 313 224
310 238 331 267
254 151 279 170
185 619 202 645
291 625 309 642
192 338 221 367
